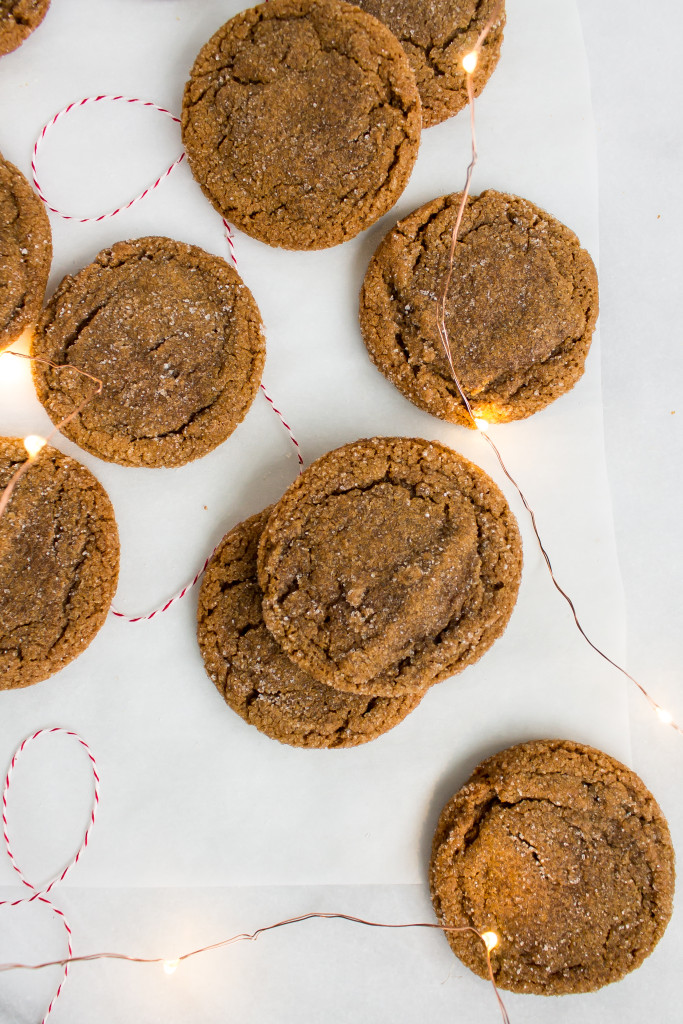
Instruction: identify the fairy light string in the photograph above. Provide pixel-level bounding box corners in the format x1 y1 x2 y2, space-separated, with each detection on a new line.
0 729 509 1024
0 350 103 521
436 6 681 735
0 917 509 1024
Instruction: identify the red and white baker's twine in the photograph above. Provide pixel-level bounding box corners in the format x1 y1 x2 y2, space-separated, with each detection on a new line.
1 729 100 1024
31 96 185 223
28 93 305 623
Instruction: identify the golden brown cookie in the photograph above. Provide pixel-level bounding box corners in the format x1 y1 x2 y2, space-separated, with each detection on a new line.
0 438 119 689
258 436 522 697
430 739 676 995
32 236 265 468
360 191 599 425
181 0 421 250
198 508 423 747
0 0 50 57
355 0 504 128
0 152 51 351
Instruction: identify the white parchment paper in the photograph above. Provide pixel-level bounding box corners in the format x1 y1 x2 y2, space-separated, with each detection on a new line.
0 0 659 1021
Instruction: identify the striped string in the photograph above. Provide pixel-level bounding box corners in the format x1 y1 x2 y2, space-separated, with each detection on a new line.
31 95 184 222
27 93 306 622
1 729 100 1024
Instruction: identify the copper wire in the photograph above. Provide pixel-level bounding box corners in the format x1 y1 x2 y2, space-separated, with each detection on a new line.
0 913 509 1023
435 6 681 736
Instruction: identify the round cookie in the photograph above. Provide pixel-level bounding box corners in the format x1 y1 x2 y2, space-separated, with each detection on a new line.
181 0 421 250
429 739 675 995
355 0 504 128
198 508 423 748
0 438 119 689
0 152 52 351
0 0 50 57
258 436 522 696
360 190 599 426
31 236 266 468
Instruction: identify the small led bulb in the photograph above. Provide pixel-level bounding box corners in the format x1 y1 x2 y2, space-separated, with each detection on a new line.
462 50 479 74
162 959 180 975
23 435 47 460
656 706 674 726
481 930 499 953
473 416 490 433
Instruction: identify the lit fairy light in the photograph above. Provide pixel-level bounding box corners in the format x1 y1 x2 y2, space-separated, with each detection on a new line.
473 416 490 433
462 50 478 74
655 706 674 727
23 435 47 460
481 931 499 953
162 958 180 975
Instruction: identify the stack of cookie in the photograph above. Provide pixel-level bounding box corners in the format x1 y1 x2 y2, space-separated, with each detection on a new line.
197 435 522 747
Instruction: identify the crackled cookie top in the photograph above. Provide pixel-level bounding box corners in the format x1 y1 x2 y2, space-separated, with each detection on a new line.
0 438 119 689
0 152 51 351
430 740 675 995
181 0 421 250
356 0 504 128
258 437 522 696
32 236 265 468
0 0 50 56
360 191 599 425
198 508 422 747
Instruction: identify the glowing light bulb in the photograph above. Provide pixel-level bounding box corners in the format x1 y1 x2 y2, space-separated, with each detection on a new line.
162 959 180 975
462 50 478 74
481 930 499 953
656 706 674 726
473 416 490 433
23 435 46 459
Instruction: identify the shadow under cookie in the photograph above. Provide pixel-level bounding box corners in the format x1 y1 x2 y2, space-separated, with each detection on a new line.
197 508 422 748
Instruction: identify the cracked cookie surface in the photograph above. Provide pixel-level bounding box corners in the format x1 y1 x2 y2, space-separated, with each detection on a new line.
355 0 504 128
0 152 51 351
429 739 675 994
0 0 50 56
360 190 599 425
181 0 421 250
0 438 119 689
258 436 522 696
32 236 265 467
198 508 422 747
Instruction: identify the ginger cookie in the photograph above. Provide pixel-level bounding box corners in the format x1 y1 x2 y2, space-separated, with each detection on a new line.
355 0 504 128
360 190 599 426
0 152 51 351
181 0 421 250
0 0 50 57
258 436 522 697
0 438 119 689
430 739 675 995
198 508 423 747
32 236 265 468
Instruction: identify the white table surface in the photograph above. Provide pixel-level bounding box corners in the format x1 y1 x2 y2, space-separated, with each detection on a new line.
1 1 682 1021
